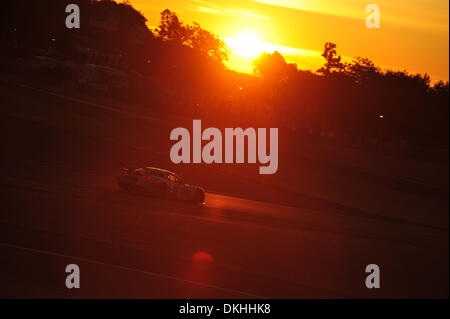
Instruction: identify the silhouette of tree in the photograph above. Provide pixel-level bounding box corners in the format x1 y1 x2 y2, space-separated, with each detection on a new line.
345 57 381 83
187 22 229 64
432 81 450 95
156 9 228 64
253 51 297 81
317 42 344 75
156 9 191 44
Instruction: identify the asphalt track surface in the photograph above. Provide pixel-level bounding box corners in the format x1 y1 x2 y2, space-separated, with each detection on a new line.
0 80 448 298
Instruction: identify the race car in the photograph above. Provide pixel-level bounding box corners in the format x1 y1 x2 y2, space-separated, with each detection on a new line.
117 164 205 204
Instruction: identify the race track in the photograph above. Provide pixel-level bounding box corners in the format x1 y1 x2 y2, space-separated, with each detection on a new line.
0 79 448 298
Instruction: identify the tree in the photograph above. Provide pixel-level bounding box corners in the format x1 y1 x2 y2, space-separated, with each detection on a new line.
345 57 381 83
187 22 228 63
432 80 449 95
384 70 430 91
252 51 298 103
317 42 344 75
253 51 297 81
155 10 228 64
156 9 191 44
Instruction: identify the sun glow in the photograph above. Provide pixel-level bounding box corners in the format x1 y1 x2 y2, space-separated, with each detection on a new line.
224 34 321 74
227 33 264 58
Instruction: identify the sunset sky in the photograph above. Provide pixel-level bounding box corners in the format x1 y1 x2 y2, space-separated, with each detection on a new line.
132 0 449 82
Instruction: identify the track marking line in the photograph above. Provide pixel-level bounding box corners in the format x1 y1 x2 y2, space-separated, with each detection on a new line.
2 79 160 124
0 242 266 299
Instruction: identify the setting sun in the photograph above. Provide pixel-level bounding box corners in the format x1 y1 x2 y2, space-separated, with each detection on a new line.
235 33 263 58
134 0 449 82
230 33 264 58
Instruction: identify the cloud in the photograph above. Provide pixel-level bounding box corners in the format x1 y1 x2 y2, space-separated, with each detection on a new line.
189 0 272 20
251 0 364 20
195 6 226 16
225 8 272 20
252 0 449 32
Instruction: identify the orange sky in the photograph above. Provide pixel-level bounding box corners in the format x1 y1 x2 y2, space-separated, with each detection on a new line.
132 0 449 82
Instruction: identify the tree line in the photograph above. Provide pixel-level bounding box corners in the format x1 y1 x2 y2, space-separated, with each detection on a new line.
1 0 448 151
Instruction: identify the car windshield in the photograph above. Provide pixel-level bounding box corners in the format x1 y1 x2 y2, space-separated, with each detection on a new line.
148 169 162 177
139 168 181 181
